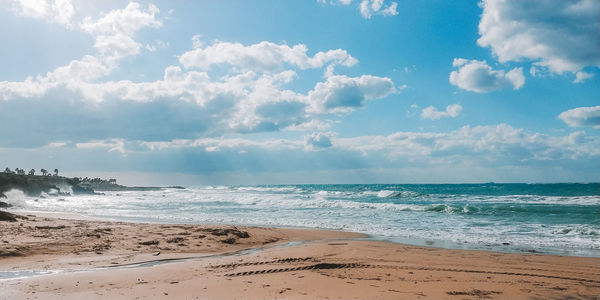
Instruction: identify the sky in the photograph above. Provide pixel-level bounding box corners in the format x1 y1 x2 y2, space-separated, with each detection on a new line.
0 0 599 185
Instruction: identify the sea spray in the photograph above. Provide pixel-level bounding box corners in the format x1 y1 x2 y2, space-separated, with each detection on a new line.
3 189 28 207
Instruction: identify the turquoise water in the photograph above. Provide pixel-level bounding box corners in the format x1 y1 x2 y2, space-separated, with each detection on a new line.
5 183 600 257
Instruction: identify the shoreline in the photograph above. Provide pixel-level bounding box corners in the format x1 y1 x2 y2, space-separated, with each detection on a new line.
7 209 600 259
1 212 599 299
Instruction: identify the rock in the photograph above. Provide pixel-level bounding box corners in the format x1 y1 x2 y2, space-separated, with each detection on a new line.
138 240 159 246
166 237 185 243
0 201 12 208
221 237 237 244
35 225 66 230
203 228 250 238
0 210 17 222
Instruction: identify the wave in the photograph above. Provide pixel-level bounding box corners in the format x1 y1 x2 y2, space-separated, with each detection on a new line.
10 185 600 257
376 190 421 198
2 189 29 207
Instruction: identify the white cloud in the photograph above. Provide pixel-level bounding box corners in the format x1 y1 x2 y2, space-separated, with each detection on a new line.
318 0 397 18
558 106 600 128
179 41 358 72
80 2 161 36
1 2 165 101
573 71 594 83
75 139 127 154
477 0 600 78
94 34 141 61
62 123 599 171
319 0 352 5
380 2 398 16
10 0 75 27
191 34 203 48
359 0 397 18
80 2 162 64
449 59 524 93
2 4 398 143
421 104 462 120
1 54 395 141
335 123 599 162
307 75 395 114
304 132 333 150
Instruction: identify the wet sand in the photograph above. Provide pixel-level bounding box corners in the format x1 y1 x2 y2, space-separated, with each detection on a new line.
1 212 599 299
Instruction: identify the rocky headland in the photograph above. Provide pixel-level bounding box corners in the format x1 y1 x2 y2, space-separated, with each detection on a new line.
0 172 182 202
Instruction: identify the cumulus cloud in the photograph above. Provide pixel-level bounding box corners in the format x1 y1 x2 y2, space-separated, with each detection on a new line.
573 71 594 83
449 59 524 93
179 41 357 72
1 2 398 151
79 2 161 36
307 75 396 113
0 1 164 104
81 2 162 64
304 132 333 150
359 0 398 18
1 68 395 145
421 104 462 120
558 106 600 128
477 0 600 80
10 0 75 27
93 34 141 60
1 40 395 145
318 0 397 19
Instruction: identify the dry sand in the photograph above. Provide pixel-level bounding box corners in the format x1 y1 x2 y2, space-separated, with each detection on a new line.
1 212 599 299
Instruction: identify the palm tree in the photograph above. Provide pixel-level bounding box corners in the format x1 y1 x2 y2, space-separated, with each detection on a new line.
4 167 12 174
16 168 25 175
29 169 35 176
53 168 59 176
40 169 47 176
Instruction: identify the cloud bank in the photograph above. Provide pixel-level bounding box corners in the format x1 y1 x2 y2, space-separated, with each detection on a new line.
0 2 397 148
2 124 597 183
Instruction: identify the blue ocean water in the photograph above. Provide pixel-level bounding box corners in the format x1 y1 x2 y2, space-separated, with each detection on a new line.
5 183 600 257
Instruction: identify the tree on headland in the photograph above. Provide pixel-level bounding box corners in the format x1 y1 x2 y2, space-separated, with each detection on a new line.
4 167 13 174
40 169 48 176
29 169 35 176
15 168 25 175
53 169 59 176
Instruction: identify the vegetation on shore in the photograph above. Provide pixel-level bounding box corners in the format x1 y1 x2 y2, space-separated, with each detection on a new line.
0 168 182 201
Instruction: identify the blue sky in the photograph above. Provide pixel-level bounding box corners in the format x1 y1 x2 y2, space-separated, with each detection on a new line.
1 0 599 185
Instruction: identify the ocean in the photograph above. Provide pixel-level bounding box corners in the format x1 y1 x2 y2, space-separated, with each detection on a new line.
5 183 599 257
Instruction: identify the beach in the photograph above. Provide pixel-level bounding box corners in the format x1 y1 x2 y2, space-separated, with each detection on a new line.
1 212 598 300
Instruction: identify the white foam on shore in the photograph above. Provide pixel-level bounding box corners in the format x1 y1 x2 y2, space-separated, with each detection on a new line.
10 186 600 257
9 209 111 221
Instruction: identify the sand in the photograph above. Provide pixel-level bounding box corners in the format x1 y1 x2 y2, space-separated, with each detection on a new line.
1 212 599 299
